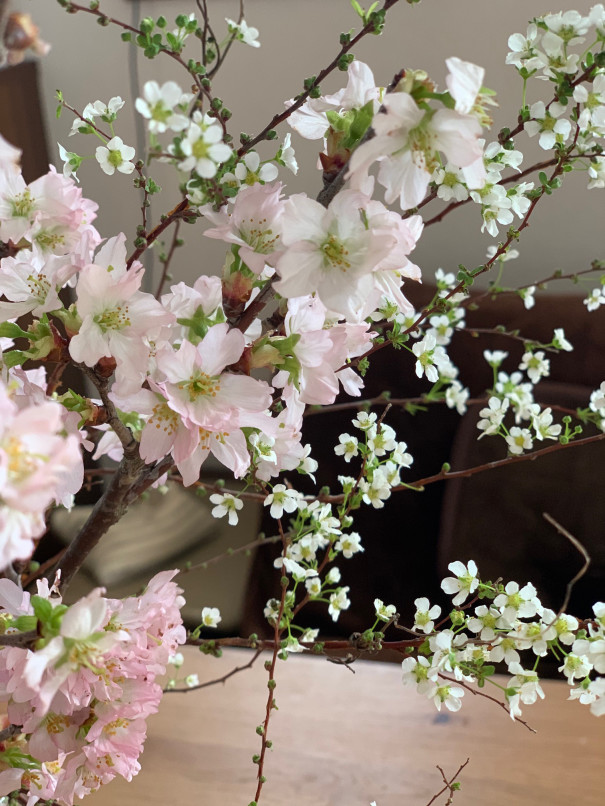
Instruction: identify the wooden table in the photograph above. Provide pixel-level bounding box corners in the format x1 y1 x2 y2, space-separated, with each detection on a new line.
87 648 604 806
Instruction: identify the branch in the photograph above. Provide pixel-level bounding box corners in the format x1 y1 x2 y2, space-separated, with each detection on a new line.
396 430 605 493
126 198 189 270
154 219 182 299
0 631 38 648
176 533 282 576
542 513 591 618
452 677 536 733
164 648 262 693
53 452 174 591
425 758 470 806
254 521 289 804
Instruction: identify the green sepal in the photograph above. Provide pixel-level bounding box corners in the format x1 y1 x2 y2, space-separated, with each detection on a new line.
1 350 27 368
11 615 38 633
0 748 40 771
0 322 30 340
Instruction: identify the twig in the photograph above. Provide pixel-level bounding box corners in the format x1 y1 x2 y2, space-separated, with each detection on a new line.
81 368 135 450
22 549 66 589
234 277 275 332
396 430 605 493
176 533 282 576
154 219 182 299
165 648 262 693
542 513 591 618
127 198 189 269
254 519 289 804
452 677 536 733
0 631 38 648
0 724 21 742
425 758 470 806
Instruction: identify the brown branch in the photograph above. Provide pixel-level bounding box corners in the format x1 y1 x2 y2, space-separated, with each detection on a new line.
452 677 536 733
396 429 605 492
234 277 275 332
154 219 182 299
164 648 262 693
0 631 38 648
425 758 470 806
542 513 591 618
126 198 189 270
22 548 66 589
53 452 174 591
254 520 289 804
176 533 282 576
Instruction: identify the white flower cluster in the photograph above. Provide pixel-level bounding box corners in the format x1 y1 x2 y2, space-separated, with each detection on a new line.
475 339 583 452
336 411 414 510
400 560 605 719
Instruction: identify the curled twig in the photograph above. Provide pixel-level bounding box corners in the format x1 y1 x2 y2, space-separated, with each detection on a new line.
542 513 591 619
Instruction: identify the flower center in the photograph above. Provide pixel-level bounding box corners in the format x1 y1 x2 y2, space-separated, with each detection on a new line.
241 217 278 253
35 230 66 252
321 234 351 270
192 139 210 160
93 305 131 333
3 436 40 484
26 272 50 301
108 149 124 169
179 371 220 401
11 189 34 218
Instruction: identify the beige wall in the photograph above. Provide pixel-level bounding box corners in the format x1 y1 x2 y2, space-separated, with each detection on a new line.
27 0 603 293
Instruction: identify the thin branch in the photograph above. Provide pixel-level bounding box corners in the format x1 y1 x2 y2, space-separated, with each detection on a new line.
22 549 66 589
234 277 275 332
164 648 262 693
176 533 282 576
254 520 289 804
425 758 470 806
0 631 38 648
452 677 536 733
154 219 182 299
127 198 189 270
542 513 591 618
81 368 135 450
395 430 605 493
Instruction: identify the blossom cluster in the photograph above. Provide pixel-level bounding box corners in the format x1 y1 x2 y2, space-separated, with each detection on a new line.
0 373 83 571
0 571 185 804
0 3 604 802
398 560 605 719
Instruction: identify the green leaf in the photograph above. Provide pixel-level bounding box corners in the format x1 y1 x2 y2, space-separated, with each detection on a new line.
343 100 374 147
350 0 364 18
0 322 30 339
31 595 53 624
2 350 27 368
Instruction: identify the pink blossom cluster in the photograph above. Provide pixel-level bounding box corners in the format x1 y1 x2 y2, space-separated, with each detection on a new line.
0 57 490 495
0 571 185 804
0 154 100 323
0 373 83 571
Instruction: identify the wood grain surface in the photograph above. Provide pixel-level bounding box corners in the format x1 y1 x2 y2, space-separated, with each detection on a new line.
86 647 604 806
